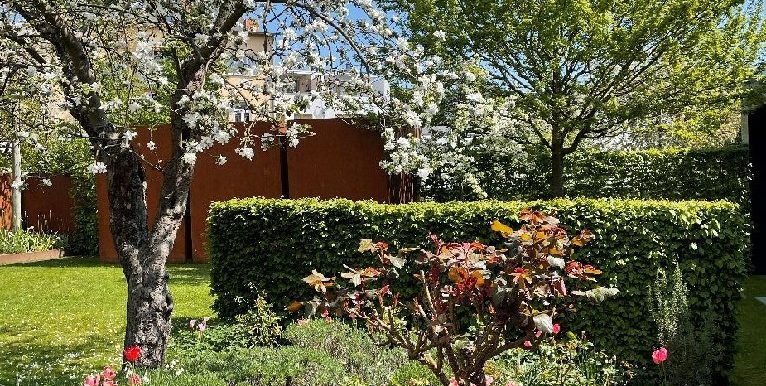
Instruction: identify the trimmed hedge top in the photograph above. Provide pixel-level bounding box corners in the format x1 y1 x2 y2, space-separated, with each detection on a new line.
424 145 751 207
207 197 749 380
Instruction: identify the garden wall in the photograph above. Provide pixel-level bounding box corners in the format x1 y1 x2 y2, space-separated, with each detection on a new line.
207 198 749 377
96 119 391 263
0 174 74 233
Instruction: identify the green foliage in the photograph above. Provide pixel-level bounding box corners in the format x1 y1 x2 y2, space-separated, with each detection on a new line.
489 333 631 386
649 265 723 386
0 229 62 254
151 319 628 386
67 175 98 256
207 198 749 382
162 346 359 386
423 146 750 208
385 0 765 194
173 296 282 353
284 319 409 386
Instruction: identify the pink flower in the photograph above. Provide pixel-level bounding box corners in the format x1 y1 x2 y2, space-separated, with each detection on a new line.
83 374 100 386
103 381 115 386
552 324 561 334
189 319 197 329
128 373 142 386
523 340 532 348
652 347 668 364
505 381 520 386
534 330 543 338
485 375 494 385
321 309 332 321
297 318 309 325
101 366 117 381
449 379 459 386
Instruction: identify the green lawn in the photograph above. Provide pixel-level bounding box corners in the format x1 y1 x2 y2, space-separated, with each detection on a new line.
0 258 764 386
0 257 213 385
731 275 766 386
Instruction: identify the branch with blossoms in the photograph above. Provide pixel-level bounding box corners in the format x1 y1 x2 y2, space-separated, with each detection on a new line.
292 209 619 386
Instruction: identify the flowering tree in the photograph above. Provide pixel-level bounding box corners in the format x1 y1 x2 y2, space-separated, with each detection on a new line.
0 0 451 367
297 209 618 386
383 0 766 197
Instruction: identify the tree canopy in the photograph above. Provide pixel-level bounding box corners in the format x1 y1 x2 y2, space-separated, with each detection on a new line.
384 0 766 196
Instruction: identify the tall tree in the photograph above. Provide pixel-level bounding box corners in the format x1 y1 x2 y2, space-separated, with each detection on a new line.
0 0 445 367
385 0 766 196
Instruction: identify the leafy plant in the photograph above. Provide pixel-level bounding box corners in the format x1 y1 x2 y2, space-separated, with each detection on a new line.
649 265 723 386
422 145 750 208
0 229 62 254
294 210 616 385
173 296 282 353
490 333 631 386
284 319 410 386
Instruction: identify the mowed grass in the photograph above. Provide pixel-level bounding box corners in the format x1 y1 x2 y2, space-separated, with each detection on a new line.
0 257 213 386
731 275 766 386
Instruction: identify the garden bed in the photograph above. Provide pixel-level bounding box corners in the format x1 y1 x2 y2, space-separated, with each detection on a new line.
0 249 64 265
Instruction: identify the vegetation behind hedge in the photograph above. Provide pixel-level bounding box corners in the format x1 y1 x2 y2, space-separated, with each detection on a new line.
423 146 750 208
208 198 748 380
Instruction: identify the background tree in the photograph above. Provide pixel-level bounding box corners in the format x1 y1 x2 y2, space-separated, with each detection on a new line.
384 0 766 196
0 0 446 367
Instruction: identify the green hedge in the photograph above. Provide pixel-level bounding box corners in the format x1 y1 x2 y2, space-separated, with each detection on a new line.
424 146 750 207
207 198 749 378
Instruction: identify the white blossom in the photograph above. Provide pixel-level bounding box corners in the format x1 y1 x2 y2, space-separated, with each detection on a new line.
88 162 107 174
182 152 197 164
236 147 255 160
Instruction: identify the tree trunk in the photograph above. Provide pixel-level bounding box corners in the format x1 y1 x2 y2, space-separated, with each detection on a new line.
105 143 194 367
549 139 566 198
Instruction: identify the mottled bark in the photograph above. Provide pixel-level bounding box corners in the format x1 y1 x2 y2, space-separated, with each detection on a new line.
104 145 194 367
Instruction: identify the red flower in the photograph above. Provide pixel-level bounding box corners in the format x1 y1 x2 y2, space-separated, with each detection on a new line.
523 340 532 348
652 347 668 364
552 323 561 335
124 345 142 362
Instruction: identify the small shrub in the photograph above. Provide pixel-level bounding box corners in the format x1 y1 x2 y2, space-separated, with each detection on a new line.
295 210 616 385
649 265 723 385
284 319 409 386
490 333 631 386
0 229 62 254
172 296 282 353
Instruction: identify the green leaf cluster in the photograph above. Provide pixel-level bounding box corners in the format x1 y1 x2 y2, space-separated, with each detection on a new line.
207 198 749 382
